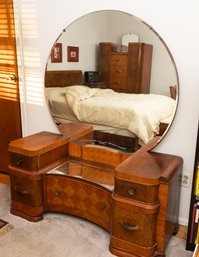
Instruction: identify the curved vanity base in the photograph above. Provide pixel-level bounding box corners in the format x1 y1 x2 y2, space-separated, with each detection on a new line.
8 127 183 257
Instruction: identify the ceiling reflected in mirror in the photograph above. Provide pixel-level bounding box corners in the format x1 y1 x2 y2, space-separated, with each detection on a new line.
45 10 179 152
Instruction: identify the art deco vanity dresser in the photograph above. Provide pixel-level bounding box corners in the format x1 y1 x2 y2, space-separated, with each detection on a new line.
8 122 182 257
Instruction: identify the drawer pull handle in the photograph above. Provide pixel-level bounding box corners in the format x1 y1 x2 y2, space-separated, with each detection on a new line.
120 221 139 232
14 187 28 195
15 159 22 166
99 202 106 210
128 188 136 196
55 191 61 197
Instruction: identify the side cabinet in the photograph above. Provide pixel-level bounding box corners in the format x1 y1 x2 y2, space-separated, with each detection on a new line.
110 150 183 257
8 131 68 221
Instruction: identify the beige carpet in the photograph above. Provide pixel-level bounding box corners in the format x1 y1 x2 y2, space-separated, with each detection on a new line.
0 183 193 257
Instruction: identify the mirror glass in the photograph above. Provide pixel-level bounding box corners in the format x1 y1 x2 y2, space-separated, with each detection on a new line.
45 10 178 152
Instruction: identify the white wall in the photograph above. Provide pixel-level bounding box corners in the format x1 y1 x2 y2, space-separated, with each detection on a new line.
13 0 199 225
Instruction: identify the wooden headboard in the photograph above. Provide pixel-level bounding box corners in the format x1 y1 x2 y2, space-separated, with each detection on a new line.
45 70 83 87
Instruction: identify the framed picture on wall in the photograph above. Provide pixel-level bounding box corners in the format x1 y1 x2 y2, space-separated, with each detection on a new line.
51 43 62 63
67 46 79 62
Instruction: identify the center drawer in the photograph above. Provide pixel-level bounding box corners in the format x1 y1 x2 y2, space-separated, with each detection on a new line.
44 175 112 231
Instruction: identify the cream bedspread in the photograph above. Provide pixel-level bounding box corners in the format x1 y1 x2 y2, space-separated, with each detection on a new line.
65 85 176 144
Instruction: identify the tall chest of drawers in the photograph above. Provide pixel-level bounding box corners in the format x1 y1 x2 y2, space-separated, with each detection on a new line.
99 42 153 94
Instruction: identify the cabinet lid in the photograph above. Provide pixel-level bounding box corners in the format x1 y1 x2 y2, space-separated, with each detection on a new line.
115 150 183 185
8 131 68 156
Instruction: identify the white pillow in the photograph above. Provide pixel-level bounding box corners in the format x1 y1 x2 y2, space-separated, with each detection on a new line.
65 85 94 101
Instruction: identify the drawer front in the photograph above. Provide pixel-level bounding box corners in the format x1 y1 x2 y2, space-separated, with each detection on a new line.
109 80 127 93
110 68 127 79
111 198 157 247
9 144 68 171
10 152 38 171
109 76 127 92
110 69 126 83
109 71 127 93
111 54 128 66
115 178 159 203
45 175 112 231
10 174 43 207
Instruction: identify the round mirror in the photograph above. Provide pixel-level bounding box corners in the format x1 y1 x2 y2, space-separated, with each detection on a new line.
45 10 178 152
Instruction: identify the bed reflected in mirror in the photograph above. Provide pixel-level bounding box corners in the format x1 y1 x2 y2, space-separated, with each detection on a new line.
44 10 179 152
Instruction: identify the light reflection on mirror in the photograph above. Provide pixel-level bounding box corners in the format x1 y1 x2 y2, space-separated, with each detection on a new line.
45 10 179 152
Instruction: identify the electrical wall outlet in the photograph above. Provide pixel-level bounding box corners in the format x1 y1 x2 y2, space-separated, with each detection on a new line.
181 173 191 188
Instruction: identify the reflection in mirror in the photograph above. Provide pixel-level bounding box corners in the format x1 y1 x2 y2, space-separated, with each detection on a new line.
45 10 178 152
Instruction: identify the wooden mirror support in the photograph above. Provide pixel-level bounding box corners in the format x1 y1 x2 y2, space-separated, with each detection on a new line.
8 122 183 257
